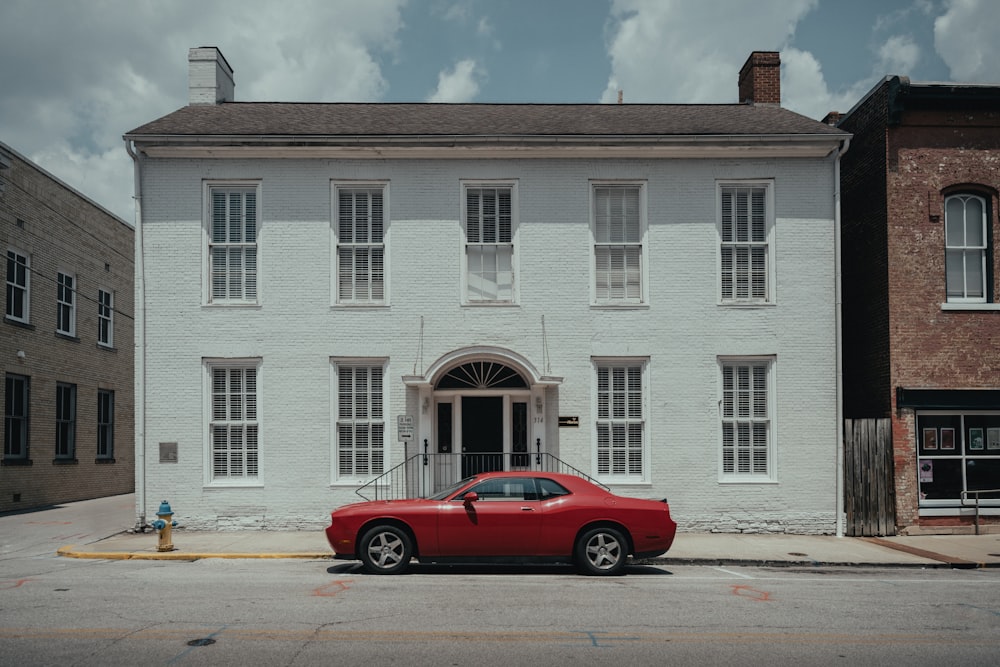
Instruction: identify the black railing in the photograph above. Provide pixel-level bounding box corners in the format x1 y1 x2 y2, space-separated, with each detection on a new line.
355 452 608 501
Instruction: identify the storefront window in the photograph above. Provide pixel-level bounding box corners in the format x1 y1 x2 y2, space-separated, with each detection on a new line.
917 413 1000 505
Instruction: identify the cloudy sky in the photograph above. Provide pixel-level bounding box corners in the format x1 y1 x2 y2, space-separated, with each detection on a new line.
1 0 997 224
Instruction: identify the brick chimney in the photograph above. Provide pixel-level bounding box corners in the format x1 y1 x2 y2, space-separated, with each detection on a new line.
188 47 234 105
738 51 780 106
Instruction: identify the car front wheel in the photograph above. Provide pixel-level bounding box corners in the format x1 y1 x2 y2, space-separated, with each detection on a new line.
358 525 413 575
575 526 627 576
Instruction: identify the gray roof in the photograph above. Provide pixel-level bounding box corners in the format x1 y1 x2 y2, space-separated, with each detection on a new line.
126 102 845 140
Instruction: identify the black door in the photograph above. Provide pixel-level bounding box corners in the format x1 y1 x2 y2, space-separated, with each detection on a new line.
462 396 503 476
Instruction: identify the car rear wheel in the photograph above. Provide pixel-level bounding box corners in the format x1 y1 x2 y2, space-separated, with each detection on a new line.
358 525 412 575
575 526 627 576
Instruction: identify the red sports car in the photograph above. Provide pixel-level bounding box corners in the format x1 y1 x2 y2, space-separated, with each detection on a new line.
325 471 677 575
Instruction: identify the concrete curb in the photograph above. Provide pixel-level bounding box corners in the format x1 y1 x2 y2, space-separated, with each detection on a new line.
55 547 992 569
56 545 333 561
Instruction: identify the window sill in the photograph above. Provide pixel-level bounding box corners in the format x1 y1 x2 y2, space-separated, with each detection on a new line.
95 458 116 464
331 304 390 310
202 303 261 310
718 477 778 484
590 303 649 311
718 301 776 309
599 480 652 489
204 481 264 489
1 458 33 466
940 303 1000 311
97 343 117 353
4 317 34 330
462 302 520 308
55 331 80 343
919 506 1000 516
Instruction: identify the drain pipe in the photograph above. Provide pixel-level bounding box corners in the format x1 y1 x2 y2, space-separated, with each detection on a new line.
834 135 851 538
125 138 149 533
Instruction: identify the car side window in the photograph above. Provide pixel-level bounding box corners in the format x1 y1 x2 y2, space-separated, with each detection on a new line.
462 478 536 501
537 478 571 499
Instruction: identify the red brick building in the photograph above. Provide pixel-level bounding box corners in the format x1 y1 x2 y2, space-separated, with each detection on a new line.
1 142 134 512
837 77 1000 534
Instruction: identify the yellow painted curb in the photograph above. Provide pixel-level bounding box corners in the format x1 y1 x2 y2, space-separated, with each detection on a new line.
57 545 332 560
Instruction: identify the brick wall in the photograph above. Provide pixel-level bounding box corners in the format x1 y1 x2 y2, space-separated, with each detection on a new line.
137 154 841 533
839 81 892 418
0 145 134 512
839 83 1000 530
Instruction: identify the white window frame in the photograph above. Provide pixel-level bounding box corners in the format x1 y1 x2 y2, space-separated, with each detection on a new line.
97 389 114 460
331 358 388 484
204 182 261 305
97 288 114 347
718 181 776 305
205 358 262 486
945 193 989 304
55 382 76 460
719 356 776 483
5 248 30 323
462 181 518 304
591 182 648 306
592 357 649 484
56 271 76 336
333 182 389 306
4 373 29 461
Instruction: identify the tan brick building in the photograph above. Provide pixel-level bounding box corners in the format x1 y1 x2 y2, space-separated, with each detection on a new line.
1 141 134 512
837 78 1000 534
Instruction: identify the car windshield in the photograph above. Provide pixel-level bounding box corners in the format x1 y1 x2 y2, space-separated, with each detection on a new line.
428 476 476 501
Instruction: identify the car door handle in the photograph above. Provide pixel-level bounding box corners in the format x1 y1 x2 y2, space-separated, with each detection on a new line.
521 506 535 511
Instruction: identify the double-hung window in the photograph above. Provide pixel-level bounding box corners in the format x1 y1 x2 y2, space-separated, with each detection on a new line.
720 358 775 481
209 362 259 481
595 360 646 481
97 389 114 460
335 185 386 304
55 383 76 461
56 271 75 336
593 184 645 304
4 373 29 462
945 194 989 303
334 361 386 480
464 183 515 303
208 185 258 304
98 289 114 347
720 183 774 303
6 249 30 323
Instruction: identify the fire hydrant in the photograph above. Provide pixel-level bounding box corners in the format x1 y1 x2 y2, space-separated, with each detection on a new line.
151 500 177 552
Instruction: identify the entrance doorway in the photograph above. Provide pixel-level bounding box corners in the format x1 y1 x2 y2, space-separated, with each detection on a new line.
461 396 503 476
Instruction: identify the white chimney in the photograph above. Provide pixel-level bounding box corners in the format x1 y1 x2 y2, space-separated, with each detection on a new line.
188 47 234 105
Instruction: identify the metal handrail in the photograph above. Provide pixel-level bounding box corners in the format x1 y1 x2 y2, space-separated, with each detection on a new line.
355 451 609 501
961 488 1000 535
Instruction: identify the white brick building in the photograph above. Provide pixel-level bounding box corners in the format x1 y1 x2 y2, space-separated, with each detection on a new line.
125 48 849 533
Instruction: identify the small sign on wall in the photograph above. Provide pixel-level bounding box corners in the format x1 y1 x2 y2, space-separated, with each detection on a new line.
159 442 178 463
397 415 414 442
558 416 579 428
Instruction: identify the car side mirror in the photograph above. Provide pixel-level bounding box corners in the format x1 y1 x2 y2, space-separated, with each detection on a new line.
463 492 479 505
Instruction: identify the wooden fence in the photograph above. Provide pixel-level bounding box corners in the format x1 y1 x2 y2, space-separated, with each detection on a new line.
844 418 896 536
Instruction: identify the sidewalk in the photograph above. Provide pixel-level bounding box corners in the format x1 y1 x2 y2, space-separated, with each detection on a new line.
10 493 997 569
57 526 1000 569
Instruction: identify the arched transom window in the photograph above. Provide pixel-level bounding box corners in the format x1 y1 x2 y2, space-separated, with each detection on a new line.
436 361 528 389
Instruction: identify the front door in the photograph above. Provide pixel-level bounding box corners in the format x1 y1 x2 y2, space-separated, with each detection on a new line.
461 396 503 476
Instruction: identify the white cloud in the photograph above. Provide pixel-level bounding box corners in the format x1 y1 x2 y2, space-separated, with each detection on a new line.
426 59 484 102
781 48 871 120
0 0 407 222
877 35 920 76
934 0 1000 81
600 0 818 104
